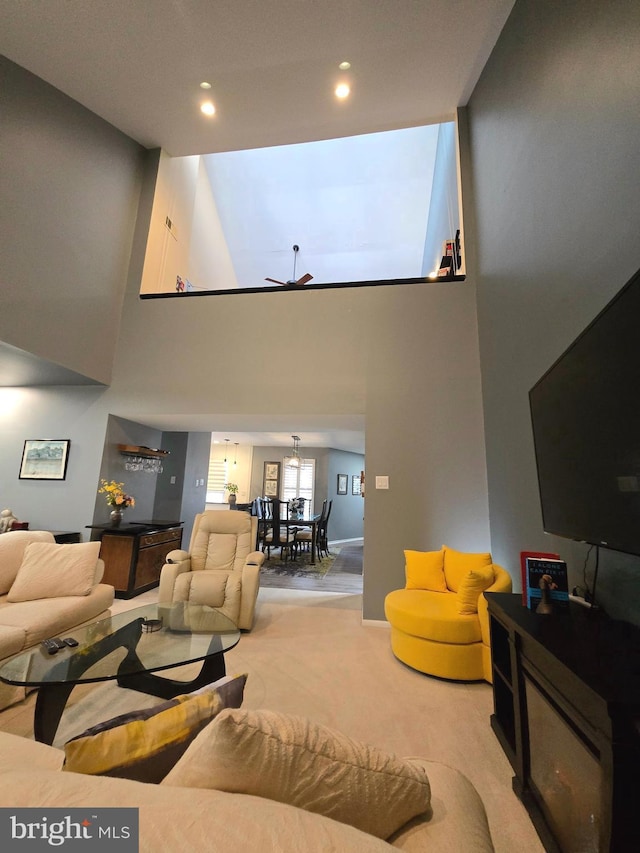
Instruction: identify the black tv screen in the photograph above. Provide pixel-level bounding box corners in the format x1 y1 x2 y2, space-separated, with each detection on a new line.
529 265 640 556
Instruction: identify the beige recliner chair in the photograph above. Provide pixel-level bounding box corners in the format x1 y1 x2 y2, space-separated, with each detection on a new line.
158 511 265 630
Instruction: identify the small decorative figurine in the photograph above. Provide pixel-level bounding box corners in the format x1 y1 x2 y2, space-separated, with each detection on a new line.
0 509 18 534
536 573 557 615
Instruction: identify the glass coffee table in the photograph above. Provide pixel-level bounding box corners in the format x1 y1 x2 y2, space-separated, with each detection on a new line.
0 602 240 744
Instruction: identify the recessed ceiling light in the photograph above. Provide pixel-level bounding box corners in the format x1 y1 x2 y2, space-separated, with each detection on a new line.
335 83 350 99
200 81 212 89
339 61 351 71
201 101 216 116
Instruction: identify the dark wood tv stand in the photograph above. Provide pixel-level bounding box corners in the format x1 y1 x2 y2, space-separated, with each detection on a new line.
486 592 640 853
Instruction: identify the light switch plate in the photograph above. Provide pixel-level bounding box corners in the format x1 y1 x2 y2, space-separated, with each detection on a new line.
375 475 390 489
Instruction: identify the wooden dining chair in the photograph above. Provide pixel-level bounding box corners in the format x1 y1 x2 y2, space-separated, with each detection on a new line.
317 499 332 558
294 499 326 558
261 497 296 561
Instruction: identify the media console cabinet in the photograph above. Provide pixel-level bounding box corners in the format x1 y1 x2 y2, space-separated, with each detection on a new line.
486 592 640 853
87 521 183 598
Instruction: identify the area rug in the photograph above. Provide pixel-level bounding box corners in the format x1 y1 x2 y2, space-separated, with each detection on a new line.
261 549 335 579
259 543 362 593
330 543 363 574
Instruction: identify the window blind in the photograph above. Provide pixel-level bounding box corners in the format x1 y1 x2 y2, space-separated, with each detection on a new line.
282 457 315 515
206 458 227 502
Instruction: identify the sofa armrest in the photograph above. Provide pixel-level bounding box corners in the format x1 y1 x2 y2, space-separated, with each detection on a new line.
0 731 64 773
478 565 513 648
245 550 265 568
166 549 190 563
237 561 262 630
158 554 192 603
93 557 106 585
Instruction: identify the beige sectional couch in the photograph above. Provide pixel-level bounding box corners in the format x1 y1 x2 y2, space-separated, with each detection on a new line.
0 729 495 851
0 530 114 709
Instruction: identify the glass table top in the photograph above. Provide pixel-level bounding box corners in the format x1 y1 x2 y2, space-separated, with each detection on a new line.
0 602 240 687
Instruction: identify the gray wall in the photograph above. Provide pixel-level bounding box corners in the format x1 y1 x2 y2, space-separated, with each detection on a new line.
1 56 491 622
178 432 211 546
467 0 640 622
92 415 164 529
326 450 365 542
0 56 144 384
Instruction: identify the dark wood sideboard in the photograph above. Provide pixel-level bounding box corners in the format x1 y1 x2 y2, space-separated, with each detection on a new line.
87 522 183 599
486 592 640 853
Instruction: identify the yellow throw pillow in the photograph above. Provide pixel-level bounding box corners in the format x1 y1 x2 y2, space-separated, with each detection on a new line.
162 708 431 840
7 541 100 602
456 566 495 614
404 548 447 591
442 545 493 592
63 674 247 782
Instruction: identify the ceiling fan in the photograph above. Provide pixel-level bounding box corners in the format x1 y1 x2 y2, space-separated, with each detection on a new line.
265 244 314 287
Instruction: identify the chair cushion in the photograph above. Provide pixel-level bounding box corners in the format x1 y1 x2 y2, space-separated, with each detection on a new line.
162 708 431 840
456 567 495 614
7 542 100 602
0 530 55 595
442 545 493 593
190 512 255 572
404 549 447 592
173 571 242 626
63 674 247 782
384 589 482 645
0 624 27 659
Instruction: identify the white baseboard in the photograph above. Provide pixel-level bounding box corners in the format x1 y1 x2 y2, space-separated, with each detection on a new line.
361 618 389 627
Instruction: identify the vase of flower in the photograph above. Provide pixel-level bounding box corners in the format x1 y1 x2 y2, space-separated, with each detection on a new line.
99 479 135 527
225 483 239 507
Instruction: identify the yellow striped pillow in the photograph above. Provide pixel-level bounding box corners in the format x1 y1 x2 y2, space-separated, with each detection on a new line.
63 674 246 782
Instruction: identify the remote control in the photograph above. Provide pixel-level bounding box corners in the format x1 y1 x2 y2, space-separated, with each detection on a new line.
41 638 61 655
62 637 79 647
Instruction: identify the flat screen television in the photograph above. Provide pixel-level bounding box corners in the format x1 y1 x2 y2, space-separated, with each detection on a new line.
529 265 640 556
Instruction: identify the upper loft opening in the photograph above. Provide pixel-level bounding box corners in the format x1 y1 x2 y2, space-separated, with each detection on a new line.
139 122 464 298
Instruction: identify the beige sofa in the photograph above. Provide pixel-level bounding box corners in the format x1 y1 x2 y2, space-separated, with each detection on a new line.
0 530 114 709
0 729 494 851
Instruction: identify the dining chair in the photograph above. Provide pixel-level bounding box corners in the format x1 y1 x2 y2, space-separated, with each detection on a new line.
261 497 296 561
316 499 332 558
294 499 326 558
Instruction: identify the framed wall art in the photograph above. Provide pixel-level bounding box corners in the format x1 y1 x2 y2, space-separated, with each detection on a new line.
352 474 362 495
337 473 348 495
263 461 281 497
19 439 70 480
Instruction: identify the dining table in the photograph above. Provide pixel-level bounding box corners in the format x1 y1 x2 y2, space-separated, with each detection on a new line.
258 514 320 564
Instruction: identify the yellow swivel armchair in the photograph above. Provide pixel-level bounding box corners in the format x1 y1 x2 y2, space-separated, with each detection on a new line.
384 545 512 682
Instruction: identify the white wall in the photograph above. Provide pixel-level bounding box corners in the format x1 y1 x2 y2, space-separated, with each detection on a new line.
140 152 239 294
199 125 440 288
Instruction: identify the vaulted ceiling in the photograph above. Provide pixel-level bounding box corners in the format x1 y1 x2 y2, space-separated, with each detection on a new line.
0 0 514 156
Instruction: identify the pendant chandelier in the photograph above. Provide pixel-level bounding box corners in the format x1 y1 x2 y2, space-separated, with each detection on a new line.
288 435 301 467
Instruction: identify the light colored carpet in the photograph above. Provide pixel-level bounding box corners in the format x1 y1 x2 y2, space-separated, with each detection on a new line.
0 587 543 853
